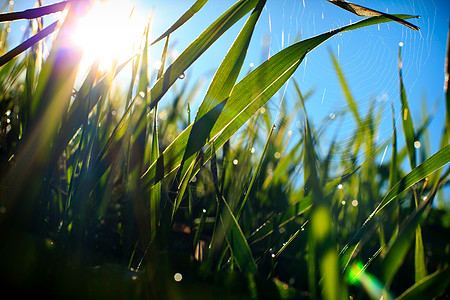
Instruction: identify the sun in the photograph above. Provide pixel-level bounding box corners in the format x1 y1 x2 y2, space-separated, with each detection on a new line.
71 0 146 69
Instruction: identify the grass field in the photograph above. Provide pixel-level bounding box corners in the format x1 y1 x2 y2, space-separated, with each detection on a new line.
0 1 449 299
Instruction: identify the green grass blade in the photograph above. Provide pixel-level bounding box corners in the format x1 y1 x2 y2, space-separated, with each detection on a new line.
414 222 427 282
0 20 57 67
396 268 450 300
195 0 265 121
399 46 416 169
148 0 259 111
170 0 265 195
381 191 435 286
389 104 399 190
329 49 361 126
442 24 450 148
340 145 450 270
141 14 419 190
208 143 257 274
151 0 208 45
237 123 274 220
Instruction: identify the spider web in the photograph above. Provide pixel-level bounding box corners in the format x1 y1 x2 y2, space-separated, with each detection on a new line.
261 0 443 175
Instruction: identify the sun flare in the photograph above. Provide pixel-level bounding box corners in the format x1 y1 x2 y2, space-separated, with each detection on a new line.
71 0 146 69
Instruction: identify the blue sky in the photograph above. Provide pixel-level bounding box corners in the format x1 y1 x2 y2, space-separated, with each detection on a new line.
5 0 450 166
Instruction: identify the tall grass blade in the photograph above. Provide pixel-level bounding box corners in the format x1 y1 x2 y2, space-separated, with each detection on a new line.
237 123 274 220
148 0 260 111
442 24 450 147
381 190 435 286
142 14 418 190
340 145 450 270
151 0 208 45
399 46 416 169
209 143 257 274
329 50 361 126
0 1 66 22
0 3 84 220
396 268 450 300
0 20 58 67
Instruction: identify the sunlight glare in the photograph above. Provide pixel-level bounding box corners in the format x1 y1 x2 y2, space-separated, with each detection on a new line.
72 0 146 69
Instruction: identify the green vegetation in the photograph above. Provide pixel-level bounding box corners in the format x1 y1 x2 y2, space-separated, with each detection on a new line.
0 1 449 299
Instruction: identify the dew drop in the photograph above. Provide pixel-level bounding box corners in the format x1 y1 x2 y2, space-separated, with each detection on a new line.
179 73 185 79
174 273 183 282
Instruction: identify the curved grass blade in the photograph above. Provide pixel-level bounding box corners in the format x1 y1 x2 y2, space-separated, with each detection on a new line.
151 0 208 45
168 0 265 204
148 0 259 111
142 14 419 191
381 189 435 286
396 268 450 300
340 144 450 270
326 0 419 31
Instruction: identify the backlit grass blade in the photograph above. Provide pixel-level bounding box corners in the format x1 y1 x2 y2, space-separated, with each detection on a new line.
326 0 419 30
381 190 435 286
209 143 257 274
389 104 399 190
396 268 450 300
0 2 84 214
340 145 450 269
329 50 361 127
195 0 265 120
236 123 274 220
142 13 419 191
171 0 265 196
442 24 450 147
399 46 416 169
148 0 259 111
151 0 208 45
0 1 66 22
303 99 346 300
0 20 58 67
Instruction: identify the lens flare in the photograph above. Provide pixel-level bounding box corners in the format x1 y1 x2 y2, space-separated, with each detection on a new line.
348 262 393 300
71 0 145 69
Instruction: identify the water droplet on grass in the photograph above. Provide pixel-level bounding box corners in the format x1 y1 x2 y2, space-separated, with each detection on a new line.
179 73 185 79
174 273 183 282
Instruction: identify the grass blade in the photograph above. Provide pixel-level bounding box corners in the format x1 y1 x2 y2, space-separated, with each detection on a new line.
399 46 416 169
396 268 450 300
142 13 419 191
151 0 208 45
0 20 58 67
329 49 361 126
326 0 419 30
340 145 450 270
0 1 66 22
237 122 274 220
148 0 259 111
